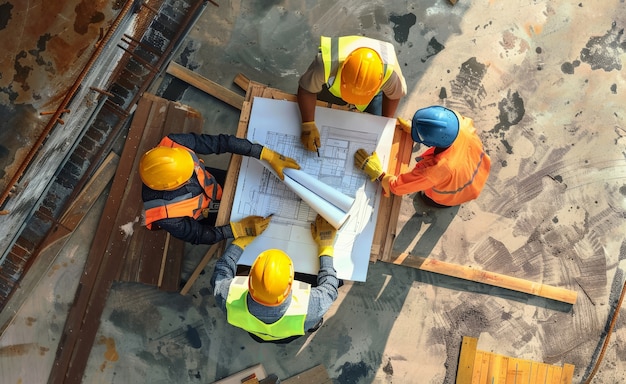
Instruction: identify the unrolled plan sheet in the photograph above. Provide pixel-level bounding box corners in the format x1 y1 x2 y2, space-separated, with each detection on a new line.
230 97 395 281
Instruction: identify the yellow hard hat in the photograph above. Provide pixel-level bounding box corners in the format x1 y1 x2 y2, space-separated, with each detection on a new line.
339 47 384 105
248 249 294 306
139 146 194 191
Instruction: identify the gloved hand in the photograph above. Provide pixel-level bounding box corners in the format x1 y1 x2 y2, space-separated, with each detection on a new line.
300 121 321 152
232 236 255 249
396 117 412 134
310 214 337 257
260 147 300 180
230 215 272 239
354 149 384 181
380 174 395 197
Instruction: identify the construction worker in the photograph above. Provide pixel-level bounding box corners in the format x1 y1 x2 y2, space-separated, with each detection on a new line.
211 214 340 344
297 35 407 152
139 133 300 244
354 106 491 207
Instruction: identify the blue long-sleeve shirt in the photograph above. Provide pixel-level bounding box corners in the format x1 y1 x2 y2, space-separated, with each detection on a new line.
211 244 339 333
141 133 264 244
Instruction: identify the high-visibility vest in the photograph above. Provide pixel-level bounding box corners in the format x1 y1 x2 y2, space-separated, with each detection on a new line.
320 36 398 111
423 117 490 206
143 137 223 229
225 276 311 341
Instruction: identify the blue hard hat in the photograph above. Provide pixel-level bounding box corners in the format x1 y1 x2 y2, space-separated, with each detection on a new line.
411 106 460 148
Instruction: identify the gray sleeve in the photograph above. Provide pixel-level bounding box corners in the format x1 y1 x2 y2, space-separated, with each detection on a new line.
210 244 244 313
304 256 339 330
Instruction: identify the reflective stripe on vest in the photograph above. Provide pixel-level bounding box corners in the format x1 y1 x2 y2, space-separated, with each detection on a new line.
144 137 223 229
225 276 310 341
320 36 397 111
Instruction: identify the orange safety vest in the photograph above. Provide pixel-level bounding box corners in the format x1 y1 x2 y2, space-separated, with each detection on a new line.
391 116 491 206
144 137 223 229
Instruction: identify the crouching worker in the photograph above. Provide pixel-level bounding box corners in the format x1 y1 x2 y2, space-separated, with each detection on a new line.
211 214 340 344
139 133 299 244
355 106 491 207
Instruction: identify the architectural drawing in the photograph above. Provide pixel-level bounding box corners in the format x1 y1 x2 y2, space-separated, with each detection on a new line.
231 98 395 281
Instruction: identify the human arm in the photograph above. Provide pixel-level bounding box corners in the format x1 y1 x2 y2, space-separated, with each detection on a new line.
382 95 401 118
380 70 406 118
167 133 264 158
152 217 233 245
303 215 339 329
297 54 326 152
168 133 299 180
304 255 339 330
211 243 244 313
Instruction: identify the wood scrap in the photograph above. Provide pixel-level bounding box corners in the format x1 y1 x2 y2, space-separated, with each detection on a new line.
167 61 245 109
395 254 577 304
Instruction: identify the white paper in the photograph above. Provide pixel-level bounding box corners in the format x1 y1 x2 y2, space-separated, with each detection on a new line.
231 98 395 281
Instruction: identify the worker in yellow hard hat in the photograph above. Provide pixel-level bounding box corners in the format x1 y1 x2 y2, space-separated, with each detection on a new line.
211 214 340 343
140 133 300 244
297 36 407 152
354 106 491 207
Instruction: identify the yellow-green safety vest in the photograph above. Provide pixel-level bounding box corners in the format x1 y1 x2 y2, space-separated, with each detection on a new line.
320 35 398 111
226 276 311 341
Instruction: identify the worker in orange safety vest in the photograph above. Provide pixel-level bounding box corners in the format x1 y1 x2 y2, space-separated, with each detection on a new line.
354 106 491 207
140 133 300 244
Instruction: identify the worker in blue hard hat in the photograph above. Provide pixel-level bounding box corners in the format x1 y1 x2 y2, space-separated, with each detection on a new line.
297 35 407 152
354 106 491 207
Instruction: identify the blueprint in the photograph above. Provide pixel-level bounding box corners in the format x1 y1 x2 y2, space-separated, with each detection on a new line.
230 98 395 281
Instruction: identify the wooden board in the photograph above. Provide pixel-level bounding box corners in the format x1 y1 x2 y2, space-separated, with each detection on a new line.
455 336 575 384
49 93 200 383
211 363 267 384
282 365 332 384
394 254 577 305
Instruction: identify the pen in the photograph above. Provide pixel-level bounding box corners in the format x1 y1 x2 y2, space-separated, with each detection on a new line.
315 144 320 157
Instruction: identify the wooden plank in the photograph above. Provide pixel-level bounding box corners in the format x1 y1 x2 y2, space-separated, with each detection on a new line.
211 363 267 384
550 366 563 384
456 336 478 384
560 364 574 384
167 61 245 110
49 92 162 384
477 351 491 384
391 255 577 305
282 364 332 384
372 127 412 262
533 362 549 384
134 99 188 286
116 95 170 282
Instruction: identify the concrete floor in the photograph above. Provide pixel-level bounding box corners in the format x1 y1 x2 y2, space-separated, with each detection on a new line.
2 0 626 383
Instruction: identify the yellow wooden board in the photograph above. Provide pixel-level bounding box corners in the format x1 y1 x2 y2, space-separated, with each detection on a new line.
456 337 575 384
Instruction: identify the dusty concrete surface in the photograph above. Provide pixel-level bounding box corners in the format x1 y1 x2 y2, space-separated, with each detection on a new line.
1 0 626 383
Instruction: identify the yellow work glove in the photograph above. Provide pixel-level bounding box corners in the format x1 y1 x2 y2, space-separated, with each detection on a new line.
310 214 337 257
230 215 272 239
232 236 255 249
260 147 300 180
396 117 412 134
300 121 321 152
354 149 384 181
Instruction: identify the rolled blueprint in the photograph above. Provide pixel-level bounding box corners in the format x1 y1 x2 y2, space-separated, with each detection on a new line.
283 168 354 213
